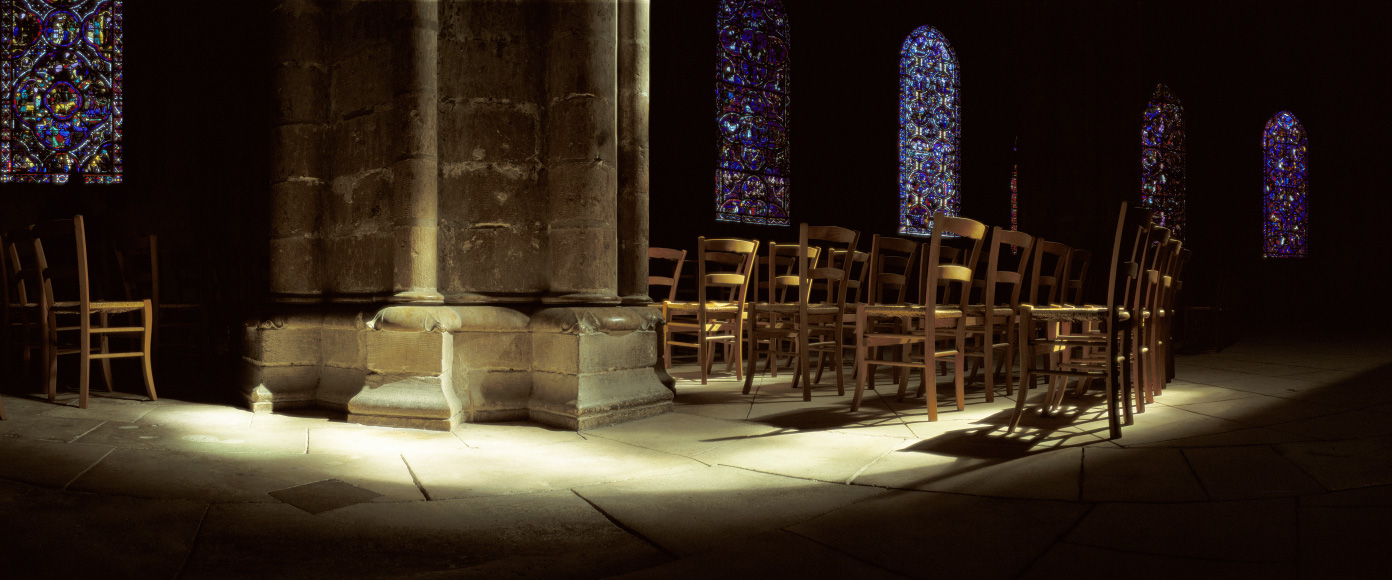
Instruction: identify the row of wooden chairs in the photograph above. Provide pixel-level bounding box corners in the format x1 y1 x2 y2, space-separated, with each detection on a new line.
2 215 158 414
649 202 1190 439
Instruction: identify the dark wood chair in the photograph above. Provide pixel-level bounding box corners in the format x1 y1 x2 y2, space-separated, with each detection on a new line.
32 216 156 408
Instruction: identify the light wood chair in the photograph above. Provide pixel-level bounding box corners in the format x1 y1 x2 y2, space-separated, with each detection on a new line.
852 234 919 394
852 214 985 417
1009 203 1147 439
743 224 859 400
647 247 687 368
663 237 758 384
1064 248 1093 306
32 216 157 409
754 242 820 377
962 226 1035 401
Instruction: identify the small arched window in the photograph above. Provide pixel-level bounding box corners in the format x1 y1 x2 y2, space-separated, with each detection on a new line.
1262 111 1308 258
899 25 959 235
1141 84 1185 239
715 0 791 226
2 0 122 184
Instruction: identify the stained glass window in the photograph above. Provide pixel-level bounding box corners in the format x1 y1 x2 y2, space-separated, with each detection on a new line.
715 0 789 226
2 0 121 184
1140 84 1185 240
899 25 959 236
1010 137 1018 253
1262 111 1307 258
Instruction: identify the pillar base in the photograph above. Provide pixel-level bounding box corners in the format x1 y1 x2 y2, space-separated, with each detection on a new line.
390 290 445 304
241 304 672 432
541 292 623 305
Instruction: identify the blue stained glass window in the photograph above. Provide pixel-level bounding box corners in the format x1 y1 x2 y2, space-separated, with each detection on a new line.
715 0 790 226
1141 84 1185 240
899 25 959 236
2 0 122 184
1262 111 1307 258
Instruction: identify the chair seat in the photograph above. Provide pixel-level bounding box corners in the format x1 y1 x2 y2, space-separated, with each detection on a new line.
861 303 963 319
50 300 147 314
751 302 843 316
962 304 1015 317
1028 305 1113 322
664 301 745 314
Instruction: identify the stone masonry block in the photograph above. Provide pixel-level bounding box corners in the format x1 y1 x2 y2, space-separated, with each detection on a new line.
453 331 531 371
269 236 322 297
323 233 393 297
330 42 393 121
365 331 445 375
438 226 548 296
270 179 324 237
275 64 329 125
438 0 546 100
529 368 672 431
242 323 323 366
453 369 531 423
239 360 320 406
316 365 368 410
320 328 363 368
347 376 451 420
271 124 325 184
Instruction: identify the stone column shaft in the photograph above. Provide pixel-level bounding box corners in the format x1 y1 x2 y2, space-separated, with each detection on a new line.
544 0 621 304
617 0 650 305
391 0 443 303
269 0 327 302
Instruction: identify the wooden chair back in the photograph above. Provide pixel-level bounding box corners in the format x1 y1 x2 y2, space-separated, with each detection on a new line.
695 237 759 306
796 225 860 309
921 215 987 311
1065 248 1092 305
762 242 820 304
982 227 1035 309
1028 240 1071 306
647 247 687 303
864 235 919 305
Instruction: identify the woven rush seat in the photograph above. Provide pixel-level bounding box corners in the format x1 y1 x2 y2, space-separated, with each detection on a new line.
50 300 147 314
860 303 963 319
751 302 843 316
664 301 744 314
1026 305 1120 323
961 304 1014 317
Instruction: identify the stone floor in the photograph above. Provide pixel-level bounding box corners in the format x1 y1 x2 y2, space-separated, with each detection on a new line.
2 334 1391 579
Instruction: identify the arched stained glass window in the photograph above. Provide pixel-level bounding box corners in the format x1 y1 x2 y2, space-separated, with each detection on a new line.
715 0 790 226
1262 111 1307 258
1140 84 1185 240
899 25 959 236
2 0 122 184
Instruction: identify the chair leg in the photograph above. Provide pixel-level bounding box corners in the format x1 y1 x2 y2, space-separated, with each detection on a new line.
99 312 113 392
45 314 58 403
800 326 812 402
1007 308 1034 433
742 305 758 395
982 334 996 403
834 330 845 396
851 308 868 411
141 301 158 402
79 331 90 410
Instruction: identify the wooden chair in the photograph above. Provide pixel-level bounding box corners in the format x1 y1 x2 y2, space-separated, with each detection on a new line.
852 234 919 393
647 247 687 368
743 224 859 400
3 228 45 381
32 216 157 408
754 242 820 377
1009 203 1147 439
1064 248 1092 306
852 215 985 417
663 237 758 384
962 226 1035 401
112 234 212 360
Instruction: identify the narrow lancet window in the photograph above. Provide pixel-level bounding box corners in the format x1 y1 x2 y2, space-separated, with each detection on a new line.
715 0 790 225
1262 111 1308 258
899 25 959 235
1140 84 1185 239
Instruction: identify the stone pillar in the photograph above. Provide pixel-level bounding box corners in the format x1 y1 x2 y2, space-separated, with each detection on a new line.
390 0 443 303
543 0 621 305
617 0 651 305
269 0 326 302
